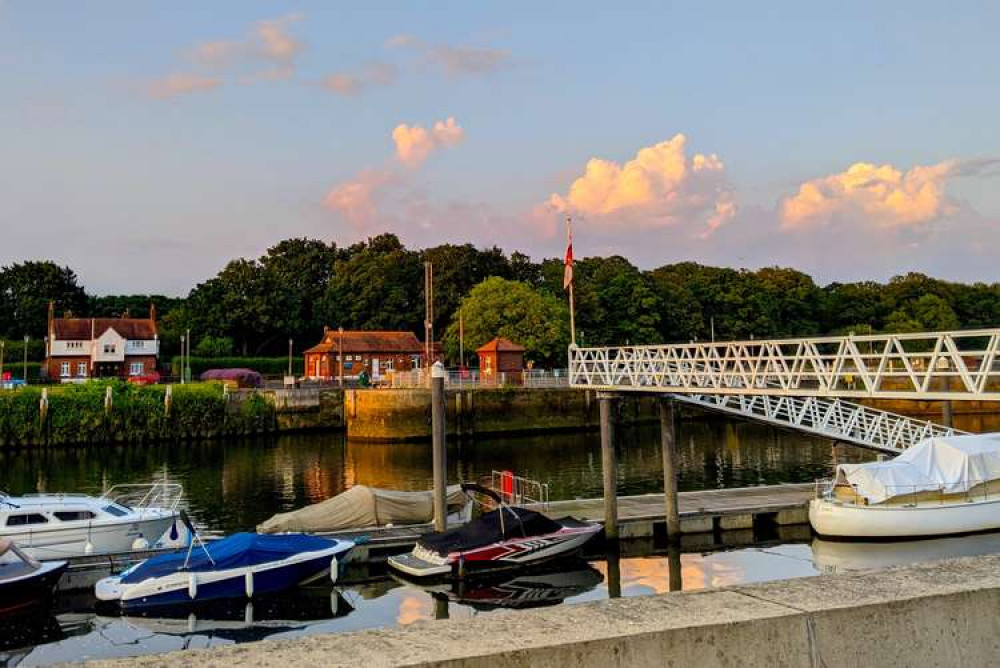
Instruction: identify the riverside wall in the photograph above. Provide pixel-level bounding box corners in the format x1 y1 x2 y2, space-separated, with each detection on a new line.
344 387 658 441
84 554 1000 668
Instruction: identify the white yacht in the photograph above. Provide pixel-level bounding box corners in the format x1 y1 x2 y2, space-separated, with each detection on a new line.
810 434 1000 539
0 483 184 560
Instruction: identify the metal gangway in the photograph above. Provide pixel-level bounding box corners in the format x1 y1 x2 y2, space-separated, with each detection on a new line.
570 329 1000 400
569 329 999 452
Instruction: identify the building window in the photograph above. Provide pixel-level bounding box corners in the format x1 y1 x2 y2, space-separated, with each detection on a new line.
77 362 87 377
60 362 70 377
103 343 116 354
386 359 395 371
67 341 83 350
129 362 144 376
132 340 144 349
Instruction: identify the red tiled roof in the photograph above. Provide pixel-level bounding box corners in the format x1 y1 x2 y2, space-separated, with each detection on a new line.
476 337 526 353
53 318 157 341
305 330 425 355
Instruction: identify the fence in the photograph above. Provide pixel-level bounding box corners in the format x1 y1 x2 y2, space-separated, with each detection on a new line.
389 368 569 390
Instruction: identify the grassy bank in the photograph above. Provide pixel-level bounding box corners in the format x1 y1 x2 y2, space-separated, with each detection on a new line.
0 381 275 447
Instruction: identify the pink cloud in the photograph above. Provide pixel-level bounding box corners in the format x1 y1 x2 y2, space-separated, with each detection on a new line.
147 73 223 99
391 117 465 167
323 168 397 228
321 62 397 96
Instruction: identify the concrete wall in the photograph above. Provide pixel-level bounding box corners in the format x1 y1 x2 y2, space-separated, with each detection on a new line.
345 388 658 441
87 554 1000 668
264 388 344 432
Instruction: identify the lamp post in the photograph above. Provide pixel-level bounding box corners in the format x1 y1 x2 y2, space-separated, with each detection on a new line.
23 335 29 385
179 335 186 384
0 340 5 380
338 326 344 389
288 338 293 377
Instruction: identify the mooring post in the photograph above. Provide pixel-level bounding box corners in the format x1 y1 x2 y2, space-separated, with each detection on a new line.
598 392 619 543
606 549 622 599
667 543 683 592
431 361 447 532
660 398 680 543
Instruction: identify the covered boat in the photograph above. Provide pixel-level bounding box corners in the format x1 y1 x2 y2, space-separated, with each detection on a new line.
810 433 1000 539
257 485 469 534
0 539 67 617
95 532 354 610
388 484 600 579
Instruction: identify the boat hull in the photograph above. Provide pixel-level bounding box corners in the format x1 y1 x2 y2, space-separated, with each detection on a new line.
1 513 177 560
97 542 353 610
0 561 67 617
809 497 1000 539
389 523 601 579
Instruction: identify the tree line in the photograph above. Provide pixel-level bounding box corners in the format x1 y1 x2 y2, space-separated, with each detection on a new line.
3 233 999 366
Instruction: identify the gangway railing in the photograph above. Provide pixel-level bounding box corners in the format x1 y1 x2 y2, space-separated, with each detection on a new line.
488 471 550 509
570 329 1000 400
676 394 966 454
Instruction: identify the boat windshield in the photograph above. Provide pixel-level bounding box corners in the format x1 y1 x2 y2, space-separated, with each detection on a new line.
102 504 130 517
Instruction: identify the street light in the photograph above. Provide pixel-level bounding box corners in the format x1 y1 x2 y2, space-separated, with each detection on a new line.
0 340 5 380
179 335 186 384
23 335 29 385
338 326 344 389
288 338 293 377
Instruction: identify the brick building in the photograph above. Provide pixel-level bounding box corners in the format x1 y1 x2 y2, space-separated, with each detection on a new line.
43 302 160 381
476 337 526 381
304 329 432 382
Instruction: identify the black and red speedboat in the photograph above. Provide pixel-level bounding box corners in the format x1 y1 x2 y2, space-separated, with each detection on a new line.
388 484 600 579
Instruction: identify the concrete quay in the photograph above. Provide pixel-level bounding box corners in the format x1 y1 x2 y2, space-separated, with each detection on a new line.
81 553 1000 667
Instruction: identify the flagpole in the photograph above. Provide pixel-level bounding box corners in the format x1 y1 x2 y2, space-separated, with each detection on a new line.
565 216 577 346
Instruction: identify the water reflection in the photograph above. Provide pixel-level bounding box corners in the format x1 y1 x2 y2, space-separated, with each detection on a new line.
811 533 1000 574
0 418 874 534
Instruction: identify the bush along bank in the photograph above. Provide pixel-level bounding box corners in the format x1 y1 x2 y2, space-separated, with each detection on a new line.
0 382 276 447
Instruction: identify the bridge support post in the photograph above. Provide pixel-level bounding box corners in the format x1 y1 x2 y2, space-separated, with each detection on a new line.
660 398 680 544
942 401 954 428
598 392 619 543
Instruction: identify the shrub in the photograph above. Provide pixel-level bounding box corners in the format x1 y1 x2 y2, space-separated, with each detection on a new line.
200 368 263 388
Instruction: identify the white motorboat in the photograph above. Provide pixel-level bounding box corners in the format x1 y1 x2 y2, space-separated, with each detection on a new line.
810 434 1000 539
0 483 184 560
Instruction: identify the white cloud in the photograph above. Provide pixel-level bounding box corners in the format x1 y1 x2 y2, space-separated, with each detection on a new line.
147 73 223 99
545 134 735 236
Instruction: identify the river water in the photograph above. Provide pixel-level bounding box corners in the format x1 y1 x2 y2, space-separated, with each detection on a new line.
4 415 1000 666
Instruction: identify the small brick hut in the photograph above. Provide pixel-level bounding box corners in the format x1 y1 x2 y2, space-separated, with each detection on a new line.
304 329 428 382
476 337 526 380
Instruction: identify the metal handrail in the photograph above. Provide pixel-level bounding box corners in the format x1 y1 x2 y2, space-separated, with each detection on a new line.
100 483 184 511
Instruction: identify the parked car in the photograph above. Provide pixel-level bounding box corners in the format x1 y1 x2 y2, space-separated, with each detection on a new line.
127 372 161 385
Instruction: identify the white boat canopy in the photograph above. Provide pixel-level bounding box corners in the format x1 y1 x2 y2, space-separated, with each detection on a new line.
834 434 1000 504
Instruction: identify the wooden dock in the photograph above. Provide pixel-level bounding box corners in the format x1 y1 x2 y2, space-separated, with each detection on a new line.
58 483 814 590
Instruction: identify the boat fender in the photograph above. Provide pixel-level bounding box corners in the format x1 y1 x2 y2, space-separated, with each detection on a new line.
132 537 150 550
188 573 198 599
330 556 339 583
457 555 466 579
245 571 254 598
84 540 95 555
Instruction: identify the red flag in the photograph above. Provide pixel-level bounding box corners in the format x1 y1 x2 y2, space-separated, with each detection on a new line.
563 217 574 291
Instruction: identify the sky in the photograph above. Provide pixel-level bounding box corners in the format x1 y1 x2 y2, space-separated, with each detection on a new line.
1 1 998 295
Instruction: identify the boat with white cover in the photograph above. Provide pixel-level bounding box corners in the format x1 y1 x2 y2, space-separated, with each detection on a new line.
0 483 184 560
810 434 1000 539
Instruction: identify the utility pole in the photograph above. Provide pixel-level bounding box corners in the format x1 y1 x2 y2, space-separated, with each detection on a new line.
23 335 29 384
179 335 185 384
185 328 191 383
0 340 5 380
424 261 434 374
288 338 293 377
338 326 344 389
459 308 464 368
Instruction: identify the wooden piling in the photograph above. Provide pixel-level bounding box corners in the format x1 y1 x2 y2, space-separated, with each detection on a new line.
431 362 447 532
660 398 680 543
942 400 954 428
667 544 682 592
598 393 618 542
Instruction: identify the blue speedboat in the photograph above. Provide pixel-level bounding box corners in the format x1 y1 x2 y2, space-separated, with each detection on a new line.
95 532 354 610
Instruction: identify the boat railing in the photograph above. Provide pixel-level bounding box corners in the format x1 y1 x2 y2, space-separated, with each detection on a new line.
816 478 997 507
100 483 184 511
489 471 550 509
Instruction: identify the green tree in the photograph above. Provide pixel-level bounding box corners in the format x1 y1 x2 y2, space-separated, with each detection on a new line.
443 277 570 366
422 243 512 335
0 261 88 339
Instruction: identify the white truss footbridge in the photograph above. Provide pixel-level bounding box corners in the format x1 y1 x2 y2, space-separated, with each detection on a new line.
570 329 1000 400
674 394 966 454
570 329 996 452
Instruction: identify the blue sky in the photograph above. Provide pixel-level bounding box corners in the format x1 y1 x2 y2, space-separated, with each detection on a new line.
1 1 998 295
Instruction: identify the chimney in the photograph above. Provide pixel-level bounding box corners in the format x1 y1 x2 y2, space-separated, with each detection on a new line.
149 302 157 322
